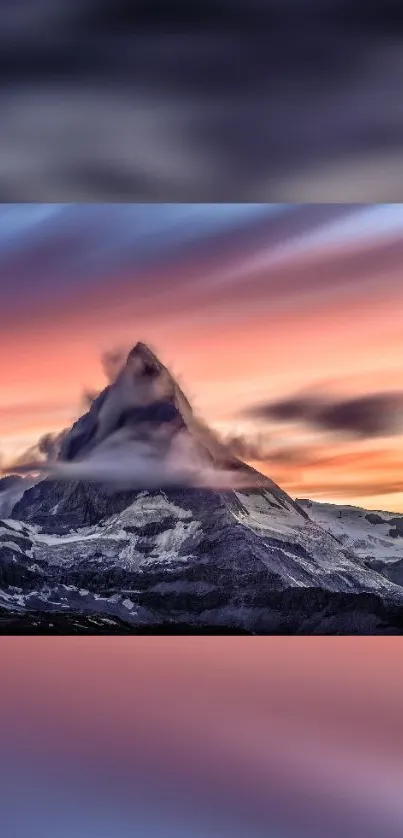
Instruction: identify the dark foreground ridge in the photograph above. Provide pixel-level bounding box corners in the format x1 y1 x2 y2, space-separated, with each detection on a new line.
0 610 251 636
2 588 403 636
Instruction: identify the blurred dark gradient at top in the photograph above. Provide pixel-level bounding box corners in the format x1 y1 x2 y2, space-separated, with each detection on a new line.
0 0 403 200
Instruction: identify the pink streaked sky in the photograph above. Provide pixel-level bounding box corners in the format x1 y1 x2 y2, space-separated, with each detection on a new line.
1 203 403 510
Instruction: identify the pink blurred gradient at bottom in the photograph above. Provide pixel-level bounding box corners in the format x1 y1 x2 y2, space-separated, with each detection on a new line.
1 637 402 837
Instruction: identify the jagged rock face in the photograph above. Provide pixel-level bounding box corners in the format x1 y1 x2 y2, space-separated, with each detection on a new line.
12 478 144 533
3 342 403 634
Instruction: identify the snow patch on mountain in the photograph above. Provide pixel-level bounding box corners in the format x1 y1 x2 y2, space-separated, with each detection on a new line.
298 499 403 563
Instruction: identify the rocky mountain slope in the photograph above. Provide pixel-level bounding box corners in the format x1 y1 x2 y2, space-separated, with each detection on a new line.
1 342 403 634
299 498 403 589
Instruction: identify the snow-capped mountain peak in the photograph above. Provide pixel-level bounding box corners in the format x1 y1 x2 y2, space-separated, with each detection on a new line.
1 342 403 633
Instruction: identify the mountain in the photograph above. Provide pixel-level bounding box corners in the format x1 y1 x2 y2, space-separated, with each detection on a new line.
299 499 403 588
2 341 403 634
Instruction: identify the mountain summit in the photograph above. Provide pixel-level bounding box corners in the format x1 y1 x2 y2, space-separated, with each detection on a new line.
3 342 403 633
57 341 199 464
128 340 167 369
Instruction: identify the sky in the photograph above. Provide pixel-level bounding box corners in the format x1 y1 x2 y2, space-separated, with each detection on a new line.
1 202 403 510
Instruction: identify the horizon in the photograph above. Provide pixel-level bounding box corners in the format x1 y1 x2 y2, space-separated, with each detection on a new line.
1 203 403 512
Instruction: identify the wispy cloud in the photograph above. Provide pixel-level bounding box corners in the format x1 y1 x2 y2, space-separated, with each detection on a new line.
12 425 260 492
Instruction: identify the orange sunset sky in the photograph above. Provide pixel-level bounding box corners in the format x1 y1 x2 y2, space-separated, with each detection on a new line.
1 203 403 511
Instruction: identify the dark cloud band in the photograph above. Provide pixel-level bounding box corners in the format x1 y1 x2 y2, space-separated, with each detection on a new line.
246 391 403 439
